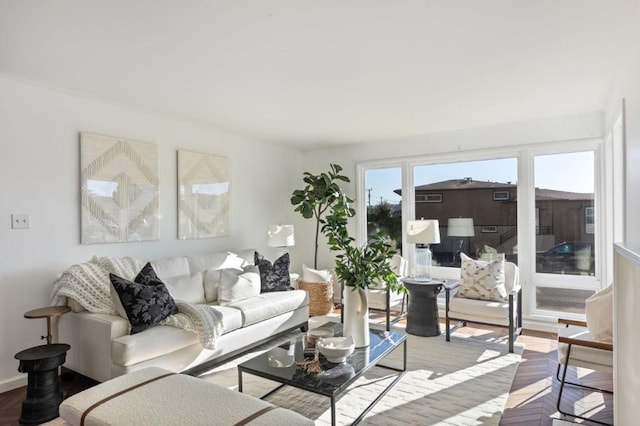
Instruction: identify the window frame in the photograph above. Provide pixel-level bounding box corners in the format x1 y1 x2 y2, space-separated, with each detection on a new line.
493 190 510 201
356 137 607 324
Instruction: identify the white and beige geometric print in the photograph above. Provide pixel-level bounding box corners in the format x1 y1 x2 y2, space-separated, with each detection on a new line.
80 133 159 244
178 150 230 239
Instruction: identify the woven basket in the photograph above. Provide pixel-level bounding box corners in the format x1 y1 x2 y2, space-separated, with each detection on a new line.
298 278 335 316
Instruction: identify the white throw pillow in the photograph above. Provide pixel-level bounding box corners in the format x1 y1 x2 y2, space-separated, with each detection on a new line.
218 266 261 306
457 253 507 302
203 269 221 302
585 284 613 343
302 264 331 283
110 283 127 319
163 272 205 304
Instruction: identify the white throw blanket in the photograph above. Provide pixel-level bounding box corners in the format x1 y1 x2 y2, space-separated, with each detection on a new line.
51 256 223 348
51 256 143 314
161 301 224 349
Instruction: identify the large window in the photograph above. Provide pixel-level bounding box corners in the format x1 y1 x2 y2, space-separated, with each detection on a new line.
534 151 597 314
365 167 403 255
357 141 604 320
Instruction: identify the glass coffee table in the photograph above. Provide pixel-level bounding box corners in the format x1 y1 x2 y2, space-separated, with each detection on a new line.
237 322 406 426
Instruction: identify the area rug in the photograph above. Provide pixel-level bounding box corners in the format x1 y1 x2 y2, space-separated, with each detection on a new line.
198 316 524 426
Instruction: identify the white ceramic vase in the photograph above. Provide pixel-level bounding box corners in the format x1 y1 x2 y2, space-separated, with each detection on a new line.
343 286 370 347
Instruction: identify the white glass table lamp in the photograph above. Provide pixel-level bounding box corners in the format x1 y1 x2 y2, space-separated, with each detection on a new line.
407 219 441 282
267 224 295 256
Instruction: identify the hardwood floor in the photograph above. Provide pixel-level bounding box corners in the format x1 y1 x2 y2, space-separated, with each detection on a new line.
500 329 613 426
0 319 613 426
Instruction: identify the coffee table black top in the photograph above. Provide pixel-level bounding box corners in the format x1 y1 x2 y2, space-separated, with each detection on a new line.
238 322 406 397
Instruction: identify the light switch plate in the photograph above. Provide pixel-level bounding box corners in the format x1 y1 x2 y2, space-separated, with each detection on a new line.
11 213 30 229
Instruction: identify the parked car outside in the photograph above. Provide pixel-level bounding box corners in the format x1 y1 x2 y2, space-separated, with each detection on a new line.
536 241 594 275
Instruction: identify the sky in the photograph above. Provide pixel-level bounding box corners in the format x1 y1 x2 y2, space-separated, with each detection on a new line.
366 152 595 205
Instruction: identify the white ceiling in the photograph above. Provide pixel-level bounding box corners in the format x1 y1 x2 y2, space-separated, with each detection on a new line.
0 1 636 149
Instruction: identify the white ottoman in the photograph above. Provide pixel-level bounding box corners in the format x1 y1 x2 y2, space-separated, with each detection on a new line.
60 367 313 425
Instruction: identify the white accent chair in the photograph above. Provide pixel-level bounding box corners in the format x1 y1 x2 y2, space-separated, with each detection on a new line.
555 319 613 425
367 254 409 330
444 261 522 353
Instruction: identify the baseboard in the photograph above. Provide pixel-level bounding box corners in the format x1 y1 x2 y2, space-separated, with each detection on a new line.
0 374 26 394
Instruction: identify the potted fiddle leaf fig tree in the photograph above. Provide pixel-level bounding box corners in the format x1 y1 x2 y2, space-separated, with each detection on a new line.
292 163 405 345
290 163 352 269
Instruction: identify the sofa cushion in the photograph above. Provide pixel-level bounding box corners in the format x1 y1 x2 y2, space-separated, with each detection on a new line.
218 266 261 306
203 269 221 302
457 253 507 302
255 252 292 292
110 263 178 334
187 252 247 274
111 325 199 367
150 256 191 280
227 290 308 327
213 305 244 334
111 305 243 367
449 295 511 320
163 272 205 304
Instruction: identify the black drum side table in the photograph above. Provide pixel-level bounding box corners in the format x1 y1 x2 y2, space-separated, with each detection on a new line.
402 278 446 337
14 344 70 424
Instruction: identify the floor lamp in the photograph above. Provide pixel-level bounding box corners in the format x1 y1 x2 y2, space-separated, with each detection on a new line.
447 218 474 266
407 219 441 281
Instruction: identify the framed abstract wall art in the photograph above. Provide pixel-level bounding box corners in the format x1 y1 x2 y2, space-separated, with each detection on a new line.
80 133 159 244
177 150 230 239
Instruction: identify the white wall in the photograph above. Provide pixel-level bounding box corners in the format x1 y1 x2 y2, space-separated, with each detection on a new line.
604 53 640 243
0 77 302 390
602 4 640 421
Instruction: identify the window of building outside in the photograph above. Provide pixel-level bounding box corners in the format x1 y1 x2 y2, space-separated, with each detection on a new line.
534 151 597 314
412 159 518 268
365 167 403 255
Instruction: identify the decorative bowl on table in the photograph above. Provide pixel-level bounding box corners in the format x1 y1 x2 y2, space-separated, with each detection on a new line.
305 327 334 349
317 336 355 363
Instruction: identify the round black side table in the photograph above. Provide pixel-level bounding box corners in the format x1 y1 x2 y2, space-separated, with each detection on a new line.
14 343 70 424
402 278 445 337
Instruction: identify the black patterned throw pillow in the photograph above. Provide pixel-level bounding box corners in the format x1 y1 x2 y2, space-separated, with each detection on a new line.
110 262 178 334
254 251 292 292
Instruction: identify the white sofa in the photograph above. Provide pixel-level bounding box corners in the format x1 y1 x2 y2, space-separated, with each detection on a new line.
57 250 309 382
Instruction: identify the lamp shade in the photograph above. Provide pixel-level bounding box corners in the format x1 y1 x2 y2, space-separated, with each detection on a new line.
447 218 475 237
267 224 295 247
407 220 441 245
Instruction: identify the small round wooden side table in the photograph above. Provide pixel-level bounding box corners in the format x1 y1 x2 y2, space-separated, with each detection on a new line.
14 344 71 424
24 305 71 344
